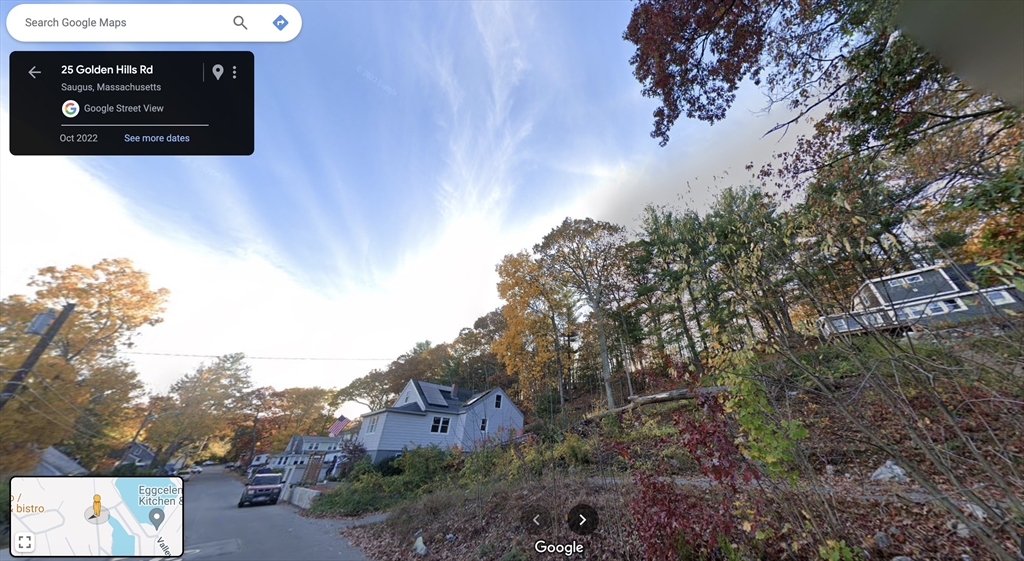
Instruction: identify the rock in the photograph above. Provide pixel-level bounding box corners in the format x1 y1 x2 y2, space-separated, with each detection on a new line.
413 536 428 556
891 557 914 561
961 555 972 561
870 460 909 483
825 464 836 477
965 503 985 520
446 534 456 542
874 532 891 550
946 520 970 538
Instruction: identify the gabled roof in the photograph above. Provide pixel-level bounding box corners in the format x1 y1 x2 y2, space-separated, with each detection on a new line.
360 380 512 418
31 446 88 476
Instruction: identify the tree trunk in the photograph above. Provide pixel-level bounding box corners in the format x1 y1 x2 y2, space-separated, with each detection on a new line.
674 294 705 374
586 386 729 420
594 306 616 410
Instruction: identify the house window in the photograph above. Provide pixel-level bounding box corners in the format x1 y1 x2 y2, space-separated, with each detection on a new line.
925 302 949 316
897 304 927 321
985 290 1014 306
888 274 923 287
367 417 378 434
945 299 968 312
494 395 502 409
405 395 410 403
430 417 451 434
313 443 320 450
480 418 488 432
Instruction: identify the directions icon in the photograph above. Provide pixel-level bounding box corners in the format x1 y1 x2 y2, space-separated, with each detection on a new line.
273 15 289 30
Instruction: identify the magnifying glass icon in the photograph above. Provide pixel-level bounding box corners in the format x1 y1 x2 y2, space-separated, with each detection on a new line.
233 15 247 30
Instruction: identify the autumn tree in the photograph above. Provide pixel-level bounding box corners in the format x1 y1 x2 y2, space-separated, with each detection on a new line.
0 259 167 477
146 353 253 468
494 251 576 411
534 218 629 410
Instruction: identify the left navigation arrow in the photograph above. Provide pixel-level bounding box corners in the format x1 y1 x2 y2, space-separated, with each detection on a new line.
28 66 41 78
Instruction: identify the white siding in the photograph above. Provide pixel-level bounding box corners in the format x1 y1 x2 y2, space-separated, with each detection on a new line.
457 389 523 450
395 380 425 409
357 413 387 452
377 413 463 451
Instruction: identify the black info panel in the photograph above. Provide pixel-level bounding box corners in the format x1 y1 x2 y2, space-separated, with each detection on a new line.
10 51 254 155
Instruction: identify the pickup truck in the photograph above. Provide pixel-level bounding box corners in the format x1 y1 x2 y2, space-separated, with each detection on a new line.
238 473 284 507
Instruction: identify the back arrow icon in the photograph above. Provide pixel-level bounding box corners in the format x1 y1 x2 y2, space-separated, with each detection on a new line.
533 515 540 525
28 66 41 78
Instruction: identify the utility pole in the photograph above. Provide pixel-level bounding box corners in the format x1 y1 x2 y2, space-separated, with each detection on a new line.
119 410 156 467
0 303 76 414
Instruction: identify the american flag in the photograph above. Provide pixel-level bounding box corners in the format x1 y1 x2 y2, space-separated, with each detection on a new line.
328 415 351 437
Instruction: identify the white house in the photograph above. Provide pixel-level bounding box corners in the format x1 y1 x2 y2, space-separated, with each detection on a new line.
357 380 525 463
267 435 348 469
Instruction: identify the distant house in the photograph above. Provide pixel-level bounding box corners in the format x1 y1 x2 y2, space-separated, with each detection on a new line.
259 435 353 483
113 442 156 468
818 263 1024 338
31 446 88 476
357 380 524 463
261 435 348 475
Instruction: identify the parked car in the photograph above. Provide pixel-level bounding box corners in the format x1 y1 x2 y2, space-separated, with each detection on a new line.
225 462 235 468
238 473 284 507
190 465 203 474
175 469 191 482
203 460 216 466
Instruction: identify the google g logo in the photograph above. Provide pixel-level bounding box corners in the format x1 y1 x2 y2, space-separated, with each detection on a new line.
62 100 79 118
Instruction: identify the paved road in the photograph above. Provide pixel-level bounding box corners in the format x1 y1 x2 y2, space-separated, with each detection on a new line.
3 466 372 561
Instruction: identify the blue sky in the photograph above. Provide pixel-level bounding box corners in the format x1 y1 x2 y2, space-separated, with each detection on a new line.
1 1 807 417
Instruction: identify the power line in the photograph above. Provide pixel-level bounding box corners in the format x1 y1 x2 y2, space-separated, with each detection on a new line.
121 351 392 361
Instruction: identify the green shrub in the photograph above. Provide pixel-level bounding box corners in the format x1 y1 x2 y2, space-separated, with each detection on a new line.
500 545 529 561
460 444 502 483
309 472 399 516
394 446 449 492
1 478 9 538
376 455 403 477
600 415 622 438
347 456 375 480
555 433 591 468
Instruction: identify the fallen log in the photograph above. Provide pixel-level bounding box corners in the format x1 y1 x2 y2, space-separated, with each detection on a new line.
585 386 731 421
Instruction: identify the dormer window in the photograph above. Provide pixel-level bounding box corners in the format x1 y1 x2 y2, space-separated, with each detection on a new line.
494 394 502 409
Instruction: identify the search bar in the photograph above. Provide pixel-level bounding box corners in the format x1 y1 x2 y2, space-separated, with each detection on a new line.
6 4 302 42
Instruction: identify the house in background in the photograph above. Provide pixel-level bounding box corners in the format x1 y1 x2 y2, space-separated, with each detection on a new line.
112 442 157 468
818 263 1024 338
357 380 524 463
31 446 88 476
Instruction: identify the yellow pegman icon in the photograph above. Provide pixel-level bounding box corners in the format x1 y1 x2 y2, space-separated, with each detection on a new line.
93 494 101 517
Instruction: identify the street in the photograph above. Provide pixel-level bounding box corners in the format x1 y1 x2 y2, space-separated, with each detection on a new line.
3 466 372 561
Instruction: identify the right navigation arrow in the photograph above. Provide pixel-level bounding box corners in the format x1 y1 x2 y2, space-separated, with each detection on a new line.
579 514 587 526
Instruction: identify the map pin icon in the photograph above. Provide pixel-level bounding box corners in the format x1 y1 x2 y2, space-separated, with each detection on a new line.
212 64 224 81
149 508 164 530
